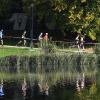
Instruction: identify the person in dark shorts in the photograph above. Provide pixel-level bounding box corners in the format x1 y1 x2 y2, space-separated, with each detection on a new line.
80 34 86 51
75 34 80 49
17 31 27 46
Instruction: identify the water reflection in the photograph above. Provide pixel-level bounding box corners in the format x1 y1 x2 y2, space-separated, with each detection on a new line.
0 79 4 98
76 73 85 92
0 74 98 100
21 78 27 99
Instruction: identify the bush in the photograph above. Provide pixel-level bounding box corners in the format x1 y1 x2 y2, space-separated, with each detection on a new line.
42 42 56 53
94 44 100 54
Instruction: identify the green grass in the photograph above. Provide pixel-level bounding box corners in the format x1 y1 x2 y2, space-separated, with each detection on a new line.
0 45 95 57
0 46 41 57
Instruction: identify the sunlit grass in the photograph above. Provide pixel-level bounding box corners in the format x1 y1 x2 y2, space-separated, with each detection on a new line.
0 45 95 57
0 46 42 57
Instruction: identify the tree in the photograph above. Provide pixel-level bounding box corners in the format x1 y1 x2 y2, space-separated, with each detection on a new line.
0 0 100 41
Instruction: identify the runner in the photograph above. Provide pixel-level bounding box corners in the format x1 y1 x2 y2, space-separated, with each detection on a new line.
38 33 43 47
44 33 49 41
75 34 80 50
0 29 4 46
43 33 49 46
17 31 27 46
80 34 86 51
38 33 43 41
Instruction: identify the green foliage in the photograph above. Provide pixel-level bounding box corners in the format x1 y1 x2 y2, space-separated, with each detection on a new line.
22 0 100 41
0 0 23 19
75 83 98 100
41 41 56 53
0 0 11 19
0 0 100 41
94 43 100 54
89 83 97 95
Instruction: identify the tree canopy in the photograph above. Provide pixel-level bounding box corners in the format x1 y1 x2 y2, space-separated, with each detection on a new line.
0 0 100 41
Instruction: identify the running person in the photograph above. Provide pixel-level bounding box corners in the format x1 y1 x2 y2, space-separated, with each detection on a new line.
17 31 27 46
38 33 43 41
75 34 80 49
80 34 86 50
43 33 49 41
43 33 49 46
0 29 4 46
38 33 43 47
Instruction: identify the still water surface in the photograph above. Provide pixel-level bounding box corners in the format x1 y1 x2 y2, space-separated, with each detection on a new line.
0 70 99 100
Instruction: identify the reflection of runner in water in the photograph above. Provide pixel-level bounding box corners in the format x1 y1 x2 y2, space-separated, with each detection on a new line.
76 73 85 92
0 80 4 97
41 82 49 100
17 31 27 46
21 78 27 98
43 82 49 96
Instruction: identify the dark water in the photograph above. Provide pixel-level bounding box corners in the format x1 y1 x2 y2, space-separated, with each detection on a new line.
0 72 99 100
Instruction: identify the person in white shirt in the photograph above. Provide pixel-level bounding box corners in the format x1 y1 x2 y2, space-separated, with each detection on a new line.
75 34 80 50
0 29 4 46
38 33 43 47
38 33 43 41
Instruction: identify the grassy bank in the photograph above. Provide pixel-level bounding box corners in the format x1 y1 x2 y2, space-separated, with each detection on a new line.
0 46 41 57
0 45 95 57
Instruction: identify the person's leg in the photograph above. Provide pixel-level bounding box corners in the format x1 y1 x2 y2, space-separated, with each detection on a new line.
24 39 26 46
78 42 81 51
17 40 22 45
82 43 85 50
40 40 42 48
1 39 3 46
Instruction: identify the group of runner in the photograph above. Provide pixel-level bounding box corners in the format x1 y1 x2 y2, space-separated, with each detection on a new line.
38 32 49 47
38 32 49 41
0 29 27 47
0 29 49 47
0 28 86 50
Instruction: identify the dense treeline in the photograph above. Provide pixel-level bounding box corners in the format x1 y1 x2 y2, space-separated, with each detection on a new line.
0 0 100 41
